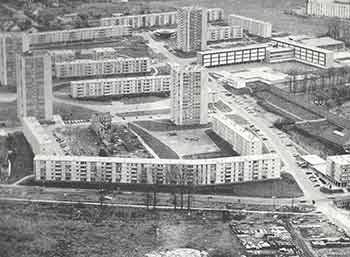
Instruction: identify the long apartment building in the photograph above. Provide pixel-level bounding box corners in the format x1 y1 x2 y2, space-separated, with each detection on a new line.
100 11 177 28
16 52 53 121
197 43 268 68
0 33 30 87
22 117 62 155
34 153 281 184
326 154 350 187
54 57 151 79
211 114 263 155
71 75 171 99
228 14 272 38
99 9 224 28
171 65 208 126
28 25 132 46
271 37 335 68
177 6 208 53
207 25 243 42
306 0 350 19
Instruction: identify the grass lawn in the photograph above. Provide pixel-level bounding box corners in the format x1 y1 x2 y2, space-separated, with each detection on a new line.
116 109 170 118
205 130 239 157
0 202 244 257
53 102 97 120
129 123 179 159
134 119 210 132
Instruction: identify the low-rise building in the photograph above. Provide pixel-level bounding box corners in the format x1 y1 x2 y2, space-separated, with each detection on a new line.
300 36 345 51
54 57 151 78
265 47 295 63
211 114 263 155
71 75 171 99
34 153 281 184
207 25 243 42
271 37 335 68
197 43 268 68
326 154 350 187
228 14 272 38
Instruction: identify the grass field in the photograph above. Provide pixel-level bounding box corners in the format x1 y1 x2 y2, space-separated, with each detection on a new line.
53 102 96 120
0 201 244 257
214 100 232 113
116 109 170 118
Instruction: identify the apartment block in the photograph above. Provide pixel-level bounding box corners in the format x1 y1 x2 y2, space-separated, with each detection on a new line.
177 6 208 52
207 8 225 22
228 14 272 38
16 52 53 121
28 25 132 46
211 114 263 155
71 75 171 98
306 0 350 19
326 155 350 187
0 33 30 87
100 12 177 28
207 25 243 42
22 117 63 155
171 65 208 126
197 43 268 67
54 57 151 79
271 37 335 68
34 153 281 184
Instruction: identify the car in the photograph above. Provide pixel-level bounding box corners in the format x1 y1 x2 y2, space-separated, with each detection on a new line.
313 184 320 187
225 93 232 96
262 138 268 141
286 143 293 147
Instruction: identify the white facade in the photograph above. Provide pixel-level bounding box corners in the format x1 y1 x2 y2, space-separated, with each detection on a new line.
34 153 281 184
307 0 350 19
207 25 243 42
71 75 171 98
0 33 30 87
54 57 151 78
228 14 272 38
211 114 263 155
265 47 295 63
28 25 132 46
207 8 225 22
100 12 177 28
272 37 335 68
22 117 61 155
197 43 268 67
326 155 350 187
171 65 208 126
17 52 53 121
177 6 208 53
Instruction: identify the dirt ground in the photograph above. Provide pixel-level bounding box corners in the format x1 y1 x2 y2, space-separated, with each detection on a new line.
0 201 244 257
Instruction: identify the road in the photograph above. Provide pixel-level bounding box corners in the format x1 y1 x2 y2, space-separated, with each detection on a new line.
140 32 196 66
0 196 321 216
209 79 350 234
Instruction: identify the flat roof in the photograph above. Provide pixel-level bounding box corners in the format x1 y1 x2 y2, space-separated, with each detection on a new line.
31 25 130 36
199 43 269 55
272 37 333 54
328 155 350 165
56 56 150 65
301 37 344 47
300 154 327 166
34 152 279 165
71 75 170 84
212 114 261 143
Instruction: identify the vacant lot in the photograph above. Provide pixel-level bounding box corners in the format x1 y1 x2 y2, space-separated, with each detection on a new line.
0 202 243 257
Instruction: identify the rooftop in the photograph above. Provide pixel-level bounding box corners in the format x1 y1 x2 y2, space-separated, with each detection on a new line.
272 37 333 54
328 155 350 165
199 43 270 55
301 37 344 47
300 154 327 166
